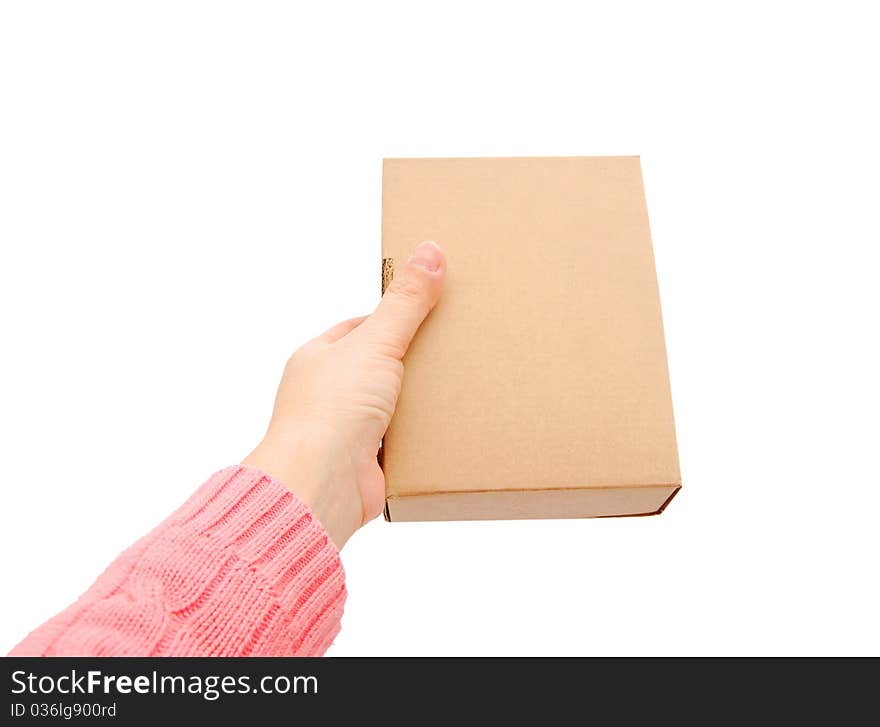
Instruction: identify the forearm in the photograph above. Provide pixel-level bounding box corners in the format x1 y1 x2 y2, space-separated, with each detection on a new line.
9 466 345 657
10 240 446 657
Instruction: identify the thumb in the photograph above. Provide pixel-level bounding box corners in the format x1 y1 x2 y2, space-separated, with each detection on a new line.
358 240 446 356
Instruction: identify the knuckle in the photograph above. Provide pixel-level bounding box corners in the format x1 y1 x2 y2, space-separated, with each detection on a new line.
379 357 405 381
370 338 408 360
287 342 317 367
387 274 426 304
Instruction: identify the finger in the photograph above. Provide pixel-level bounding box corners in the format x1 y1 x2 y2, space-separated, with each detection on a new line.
315 315 368 343
357 240 446 356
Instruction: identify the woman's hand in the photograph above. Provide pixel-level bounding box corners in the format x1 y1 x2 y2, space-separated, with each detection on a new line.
243 241 446 547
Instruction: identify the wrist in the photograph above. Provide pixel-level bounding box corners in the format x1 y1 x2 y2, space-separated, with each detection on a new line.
243 430 362 549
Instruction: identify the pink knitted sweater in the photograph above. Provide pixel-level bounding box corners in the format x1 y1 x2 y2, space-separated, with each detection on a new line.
9 466 346 656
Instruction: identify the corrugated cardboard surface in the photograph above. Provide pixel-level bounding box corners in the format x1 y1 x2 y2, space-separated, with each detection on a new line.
381 157 680 521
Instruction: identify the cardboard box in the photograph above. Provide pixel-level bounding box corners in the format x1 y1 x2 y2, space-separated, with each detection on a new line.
381 157 680 521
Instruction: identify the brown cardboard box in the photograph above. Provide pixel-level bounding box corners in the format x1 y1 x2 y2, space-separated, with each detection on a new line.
381 157 680 521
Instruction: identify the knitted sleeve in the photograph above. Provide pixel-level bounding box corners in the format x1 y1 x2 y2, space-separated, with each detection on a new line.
8 466 346 657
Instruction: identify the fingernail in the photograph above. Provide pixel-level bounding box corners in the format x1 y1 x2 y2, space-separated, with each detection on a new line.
407 240 443 272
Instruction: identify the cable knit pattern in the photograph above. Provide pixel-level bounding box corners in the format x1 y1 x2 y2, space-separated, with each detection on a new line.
9 466 346 657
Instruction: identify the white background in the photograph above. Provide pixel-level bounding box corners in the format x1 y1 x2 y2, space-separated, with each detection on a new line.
1 2 878 656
